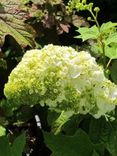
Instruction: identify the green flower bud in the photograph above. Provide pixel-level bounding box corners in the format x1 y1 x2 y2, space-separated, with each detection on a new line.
94 7 100 13
87 17 92 21
89 2 93 8
82 0 86 4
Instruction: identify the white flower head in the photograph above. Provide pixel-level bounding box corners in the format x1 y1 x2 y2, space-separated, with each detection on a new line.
4 44 117 118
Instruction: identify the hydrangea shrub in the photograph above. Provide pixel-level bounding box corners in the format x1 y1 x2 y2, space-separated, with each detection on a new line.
4 44 117 118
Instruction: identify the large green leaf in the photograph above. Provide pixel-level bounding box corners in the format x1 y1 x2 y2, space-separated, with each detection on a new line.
105 33 117 46
89 117 117 156
0 0 35 47
0 133 26 156
105 45 117 59
11 133 26 156
62 114 85 135
100 22 117 33
76 25 99 42
44 129 94 156
0 136 11 156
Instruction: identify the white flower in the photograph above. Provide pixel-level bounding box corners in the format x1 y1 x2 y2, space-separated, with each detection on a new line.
4 44 117 118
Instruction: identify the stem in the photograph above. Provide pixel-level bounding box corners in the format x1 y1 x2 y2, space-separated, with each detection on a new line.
89 9 100 29
89 9 106 68
106 58 112 69
100 40 106 68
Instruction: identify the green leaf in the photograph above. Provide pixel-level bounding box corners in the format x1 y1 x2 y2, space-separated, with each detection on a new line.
100 22 117 33
0 0 35 47
105 45 117 59
48 111 73 135
110 60 117 84
105 133 117 156
0 136 11 156
76 25 99 41
62 114 85 135
89 117 117 156
0 126 6 136
0 133 26 156
105 33 117 45
44 129 94 156
11 132 26 156
90 43 103 54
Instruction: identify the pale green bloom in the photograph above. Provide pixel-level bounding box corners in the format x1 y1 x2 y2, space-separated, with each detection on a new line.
4 44 117 118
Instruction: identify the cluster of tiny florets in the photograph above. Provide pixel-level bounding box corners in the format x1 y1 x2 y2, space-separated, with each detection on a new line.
4 44 117 118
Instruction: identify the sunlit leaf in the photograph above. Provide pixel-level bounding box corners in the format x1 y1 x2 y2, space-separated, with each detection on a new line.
105 45 117 59
100 22 117 33
76 25 99 41
0 0 35 47
105 33 117 45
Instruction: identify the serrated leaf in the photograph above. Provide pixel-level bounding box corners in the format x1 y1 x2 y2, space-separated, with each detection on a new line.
0 133 26 156
11 132 26 156
44 129 93 156
105 33 117 45
76 25 99 41
0 0 35 47
100 22 117 33
89 117 117 156
105 45 117 59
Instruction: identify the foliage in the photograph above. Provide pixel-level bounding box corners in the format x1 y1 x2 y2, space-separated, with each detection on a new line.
0 133 26 156
1 0 117 156
44 114 117 156
44 129 95 156
67 0 117 69
0 0 35 47
89 116 117 156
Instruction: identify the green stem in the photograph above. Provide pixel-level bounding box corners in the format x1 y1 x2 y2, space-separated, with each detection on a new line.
106 58 112 69
100 40 106 68
89 9 106 68
89 10 100 29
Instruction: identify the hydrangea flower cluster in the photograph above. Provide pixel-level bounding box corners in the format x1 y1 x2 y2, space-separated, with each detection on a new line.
4 44 117 118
